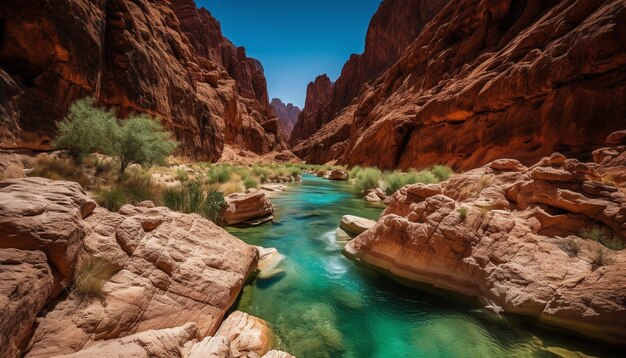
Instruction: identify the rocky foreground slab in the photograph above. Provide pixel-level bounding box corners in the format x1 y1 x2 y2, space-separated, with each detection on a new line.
344 136 626 343
0 177 291 357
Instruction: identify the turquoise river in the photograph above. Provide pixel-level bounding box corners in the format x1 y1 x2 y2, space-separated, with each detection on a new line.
227 174 620 358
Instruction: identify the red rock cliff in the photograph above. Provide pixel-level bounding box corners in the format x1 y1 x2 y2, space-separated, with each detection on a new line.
292 0 626 170
270 98 300 141
0 0 286 160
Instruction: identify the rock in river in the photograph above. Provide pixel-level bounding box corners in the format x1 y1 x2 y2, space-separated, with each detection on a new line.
340 215 377 236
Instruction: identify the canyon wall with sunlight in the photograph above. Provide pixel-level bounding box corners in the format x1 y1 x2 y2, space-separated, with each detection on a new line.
0 0 286 161
292 0 626 170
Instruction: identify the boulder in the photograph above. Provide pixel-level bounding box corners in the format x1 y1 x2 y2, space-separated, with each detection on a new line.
340 215 377 236
344 151 626 343
214 311 272 356
327 169 348 180
256 246 286 280
0 178 96 282
221 191 274 226
25 205 259 357
0 249 54 358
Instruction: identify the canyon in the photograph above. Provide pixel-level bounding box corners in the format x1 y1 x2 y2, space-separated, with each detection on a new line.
291 0 626 170
0 0 286 161
1 0 625 356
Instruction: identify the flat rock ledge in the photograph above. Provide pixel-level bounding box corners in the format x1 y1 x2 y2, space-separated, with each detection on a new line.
344 145 626 343
340 215 377 236
221 190 274 226
0 177 293 357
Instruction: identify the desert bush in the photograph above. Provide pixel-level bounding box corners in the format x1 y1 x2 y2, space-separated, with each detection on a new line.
288 166 302 177
73 256 117 298
244 176 259 189
200 185 226 222
560 238 581 257
457 206 468 222
431 165 453 182
221 181 245 195
162 181 225 222
175 168 189 182
54 97 118 163
382 171 406 195
349 166 363 179
479 175 492 188
580 226 623 250
208 165 233 184
29 157 91 188
96 186 126 212
414 170 438 184
592 248 609 268
114 114 177 174
355 168 382 193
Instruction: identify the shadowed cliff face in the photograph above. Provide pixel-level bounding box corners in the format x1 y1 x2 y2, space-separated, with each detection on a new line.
0 0 286 160
292 0 626 170
270 98 300 141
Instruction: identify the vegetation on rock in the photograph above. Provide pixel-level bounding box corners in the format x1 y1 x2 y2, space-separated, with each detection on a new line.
73 256 117 298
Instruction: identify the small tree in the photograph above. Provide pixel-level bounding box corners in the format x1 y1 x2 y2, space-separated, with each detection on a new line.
54 98 117 163
114 114 177 174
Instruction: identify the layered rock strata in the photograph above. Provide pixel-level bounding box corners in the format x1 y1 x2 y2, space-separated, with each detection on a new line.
292 0 626 170
270 98 301 141
0 0 286 160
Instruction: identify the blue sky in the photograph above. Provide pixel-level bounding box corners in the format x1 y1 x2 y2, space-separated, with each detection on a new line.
197 0 382 108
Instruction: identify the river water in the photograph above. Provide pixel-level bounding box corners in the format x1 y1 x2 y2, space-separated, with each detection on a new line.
227 174 619 358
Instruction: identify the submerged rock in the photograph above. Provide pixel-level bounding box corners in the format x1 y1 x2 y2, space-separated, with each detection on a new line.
344 145 626 343
221 191 274 226
256 246 286 280
340 215 377 236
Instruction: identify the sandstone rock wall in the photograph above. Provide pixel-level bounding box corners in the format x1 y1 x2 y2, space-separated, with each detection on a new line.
293 0 626 170
270 98 301 141
0 0 286 160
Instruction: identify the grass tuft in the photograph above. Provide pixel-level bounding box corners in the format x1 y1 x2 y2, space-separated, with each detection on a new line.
73 256 117 298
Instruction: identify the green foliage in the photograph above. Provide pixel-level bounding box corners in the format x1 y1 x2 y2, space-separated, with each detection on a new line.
208 165 233 184
580 226 624 250
457 206 468 222
201 185 226 222
431 165 453 182
355 168 382 193
244 176 259 189
53 98 176 173
73 256 117 298
115 114 177 174
382 172 406 195
162 182 225 222
95 170 160 211
288 166 302 177
413 170 438 184
54 97 118 163
29 157 92 188
175 168 190 182
96 186 126 212
349 166 363 180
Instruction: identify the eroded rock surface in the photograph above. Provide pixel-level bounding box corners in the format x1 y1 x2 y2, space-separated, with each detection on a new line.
271 98 301 141
25 204 259 357
345 145 626 343
0 0 286 159
293 0 626 170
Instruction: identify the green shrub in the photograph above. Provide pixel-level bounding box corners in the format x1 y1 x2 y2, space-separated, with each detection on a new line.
96 186 126 212
349 166 363 179
162 183 225 222
592 248 608 268
414 170 438 184
244 177 259 189
288 166 302 177
355 168 382 193
54 98 177 173
54 97 118 163
29 157 92 188
163 187 185 212
120 170 160 203
200 185 226 222
73 256 117 298
175 169 189 182
457 206 468 222
208 165 233 184
114 114 177 174
431 165 453 182
580 226 624 250
383 172 405 195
